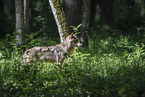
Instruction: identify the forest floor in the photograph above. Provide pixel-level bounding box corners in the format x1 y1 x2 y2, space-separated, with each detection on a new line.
0 30 145 97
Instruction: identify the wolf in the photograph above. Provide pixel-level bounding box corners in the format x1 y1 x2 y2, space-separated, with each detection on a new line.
22 33 82 65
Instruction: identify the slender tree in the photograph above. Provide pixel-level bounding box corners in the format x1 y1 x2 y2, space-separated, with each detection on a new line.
63 0 82 29
24 0 30 35
90 0 97 26
42 0 50 35
15 0 24 46
80 0 90 46
97 0 115 29
48 0 70 43
63 0 90 46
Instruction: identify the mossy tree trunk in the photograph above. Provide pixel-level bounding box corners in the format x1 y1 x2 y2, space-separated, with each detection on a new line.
48 0 70 43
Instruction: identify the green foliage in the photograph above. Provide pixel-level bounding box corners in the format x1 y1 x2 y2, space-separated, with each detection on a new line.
70 24 82 33
24 32 59 49
1 30 145 96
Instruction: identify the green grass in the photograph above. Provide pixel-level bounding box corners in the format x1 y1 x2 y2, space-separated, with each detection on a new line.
0 32 145 97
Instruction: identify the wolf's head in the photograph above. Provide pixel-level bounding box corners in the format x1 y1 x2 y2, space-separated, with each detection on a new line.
65 33 82 47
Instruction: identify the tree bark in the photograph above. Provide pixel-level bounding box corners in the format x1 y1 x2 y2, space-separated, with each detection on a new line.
42 0 49 35
80 0 90 46
63 0 90 46
90 0 97 26
127 0 135 24
48 0 70 43
15 0 24 46
24 0 30 35
63 0 82 30
97 0 115 29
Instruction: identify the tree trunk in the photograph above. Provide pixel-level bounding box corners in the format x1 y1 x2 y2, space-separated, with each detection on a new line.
63 0 89 46
80 0 90 46
48 0 70 43
15 0 24 46
42 0 50 36
24 0 30 35
127 0 135 24
97 0 115 30
90 0 97 26
63 0 82 30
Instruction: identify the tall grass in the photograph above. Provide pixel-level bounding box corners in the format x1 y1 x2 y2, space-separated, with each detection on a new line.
0 32 145 97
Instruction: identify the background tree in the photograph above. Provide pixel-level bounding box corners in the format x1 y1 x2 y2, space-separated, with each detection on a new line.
63 0 90 46
24 0 31 35
90 0 97 26
98 0 115 29
80 0 90 46
41 0 50 36
63 0 82 30
15 0 24 46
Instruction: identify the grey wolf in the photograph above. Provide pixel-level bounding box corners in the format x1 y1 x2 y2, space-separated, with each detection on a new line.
22 33 82 65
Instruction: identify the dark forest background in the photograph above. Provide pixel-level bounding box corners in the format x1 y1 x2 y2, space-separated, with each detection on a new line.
1 0 145 42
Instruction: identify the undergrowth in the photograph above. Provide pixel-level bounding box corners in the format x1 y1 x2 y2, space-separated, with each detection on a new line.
0 31 145 97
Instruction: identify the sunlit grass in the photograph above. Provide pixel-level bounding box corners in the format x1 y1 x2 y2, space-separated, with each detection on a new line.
0 32 145 96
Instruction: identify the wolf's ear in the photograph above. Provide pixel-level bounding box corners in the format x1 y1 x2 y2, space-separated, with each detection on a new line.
65 35 71 40
66 33 73 40
73 32 78 37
